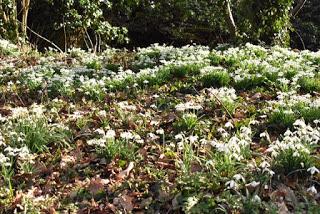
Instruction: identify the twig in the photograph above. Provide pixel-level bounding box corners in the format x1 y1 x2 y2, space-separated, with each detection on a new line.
291 0 307 18
193 86 235 122
294 30 306 50
286 168 306 177
85 28 94 52
21 21 63 53
73 132 93 141
211 92 234 120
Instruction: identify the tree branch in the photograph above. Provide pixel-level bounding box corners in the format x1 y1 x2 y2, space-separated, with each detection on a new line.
225 0 237 38
291 0 307 17
21 21 63 53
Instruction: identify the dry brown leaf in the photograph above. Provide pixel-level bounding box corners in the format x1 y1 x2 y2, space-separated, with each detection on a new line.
88 177 109 196
116 162 134 180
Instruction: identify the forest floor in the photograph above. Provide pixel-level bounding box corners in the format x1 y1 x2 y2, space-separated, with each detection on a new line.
0 42 320 213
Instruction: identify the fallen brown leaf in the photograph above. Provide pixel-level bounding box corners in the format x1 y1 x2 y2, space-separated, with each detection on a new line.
116 162 134 180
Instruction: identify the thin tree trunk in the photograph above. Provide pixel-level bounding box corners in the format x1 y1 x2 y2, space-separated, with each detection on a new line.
291 0 307 17
0 0 8 23
21 0 30 40
11 0 19 42
225 0 237 39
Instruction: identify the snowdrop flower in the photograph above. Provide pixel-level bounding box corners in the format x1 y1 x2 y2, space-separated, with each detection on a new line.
225 121 234 129
225 180 238 190
105 130 116 139
249 120 259 125
150 120 159 126
156 129 164 135
97 110 107 118
188 135 198 143
233 174 245 182
217 127 226 133
246 181 260 188
147 133 158 140
263 168 275 177
252 195 261 203
94 128 105 136
117 101 137 111
120 131 134 140
307 186 317 195
314 120 320 124
175 102 202 112
293 119 306 127
0 134 5 146
150 104 157 109
307 166 319 175
175 133 185 141
260 132 267 138
31 104 45 115
133 83 139 88
0 153 10 166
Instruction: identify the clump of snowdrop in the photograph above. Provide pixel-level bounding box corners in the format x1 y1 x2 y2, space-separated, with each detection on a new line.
205 87 237 103
117 101 137 111
175 102 203 112
211 126 253 161
134 44 210 68
0 153 10 167
205 87 238 114
87 128 116 148
0 39 19 56
225 174 246 190
267 119 319 174
1 104 71 153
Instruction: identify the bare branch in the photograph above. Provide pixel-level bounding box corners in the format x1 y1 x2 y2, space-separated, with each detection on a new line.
225 0 237 38
291 0 307 17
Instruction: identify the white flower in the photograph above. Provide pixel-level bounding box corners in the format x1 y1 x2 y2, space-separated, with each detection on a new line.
260 132 267 138
233 174 245 182
293 119 306 127
0 153 10 166
175 133 184 141
252 195 261 203
97 110 107 117
147 133 158 140
0 134 5 146
156 129 164 135
225 121 234 129
307 166 319 175
263 168 275 177
246 181 260 188
225 180 238 189
120 131 134 140
150 120 159 126
94 128 105 136
150 104 157 109
188 135 198 143
314 120 320 124
307 186 317 195
175 102 202 112
105 130 116 139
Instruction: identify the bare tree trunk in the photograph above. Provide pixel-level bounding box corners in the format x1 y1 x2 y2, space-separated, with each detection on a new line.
0 0 8 23
225 0 237 39
11 0 19 42
21 0 30 40
291 0 307 17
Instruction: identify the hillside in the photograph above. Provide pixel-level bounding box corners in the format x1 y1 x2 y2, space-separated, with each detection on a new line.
0 41 320 213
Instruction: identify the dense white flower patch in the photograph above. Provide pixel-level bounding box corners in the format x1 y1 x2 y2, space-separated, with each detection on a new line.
267 120 320 158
